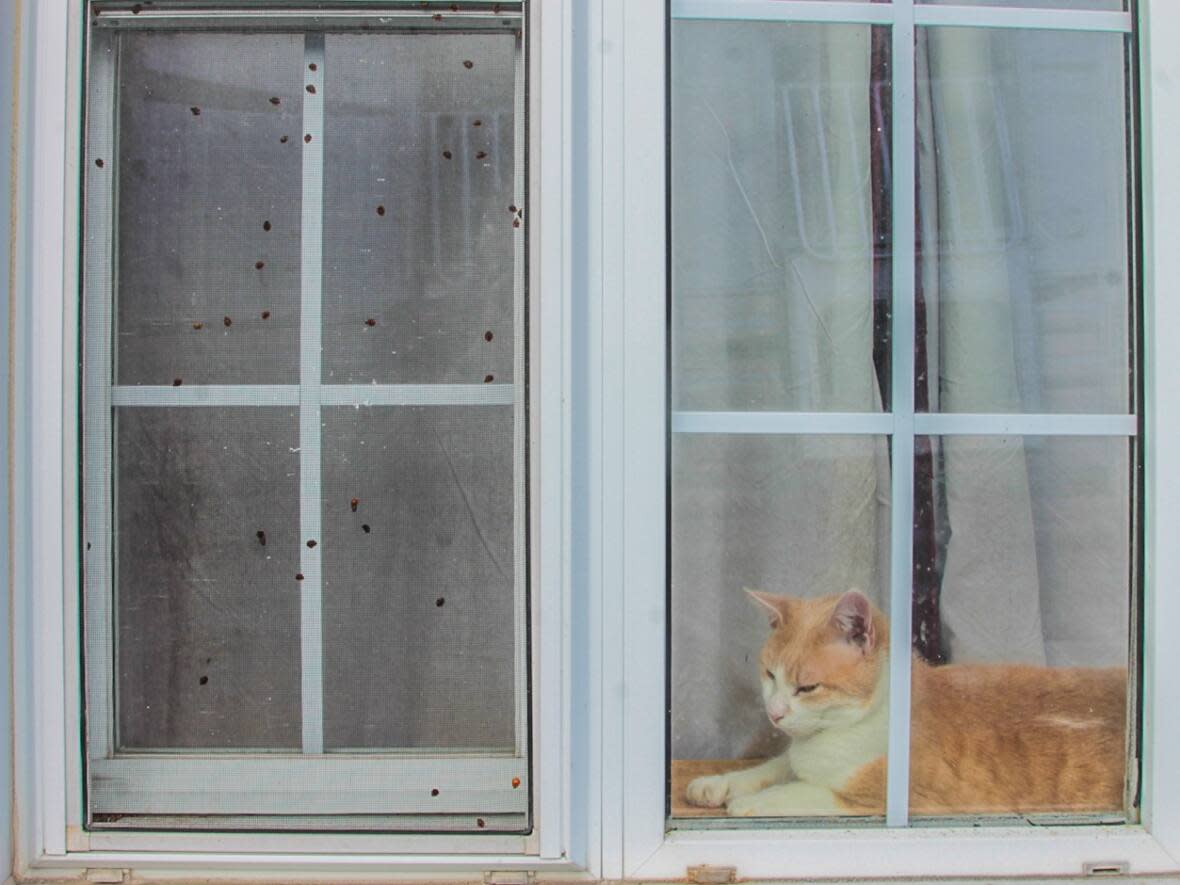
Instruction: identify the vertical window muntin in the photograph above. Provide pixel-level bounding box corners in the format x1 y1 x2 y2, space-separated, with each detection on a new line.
82 2 530 831
669 0 1139 828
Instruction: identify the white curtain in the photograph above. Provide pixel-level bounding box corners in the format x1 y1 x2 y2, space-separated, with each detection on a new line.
672 19 1131 760
673 22 889 760
920 27 1045 664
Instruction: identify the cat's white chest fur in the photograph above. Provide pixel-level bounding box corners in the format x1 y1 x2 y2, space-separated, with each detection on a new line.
700 690 891 817
787 693 888 791
685 593 895 816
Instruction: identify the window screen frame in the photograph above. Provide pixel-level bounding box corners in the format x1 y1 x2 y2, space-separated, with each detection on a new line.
11 0 1180 880
81 5 530 826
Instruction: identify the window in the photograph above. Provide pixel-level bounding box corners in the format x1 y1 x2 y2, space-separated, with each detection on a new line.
668 1 1138 826
616 0 1180 880
9 0 1180 880
81 1 529 832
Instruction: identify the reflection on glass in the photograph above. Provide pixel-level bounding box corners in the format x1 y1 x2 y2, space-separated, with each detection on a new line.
116 408 303 750
908 436 1130 817
320 406 516 751
115 34 305 386
672 22 891 414
671 434 891 818
321 34 517 386
916 28 1132 413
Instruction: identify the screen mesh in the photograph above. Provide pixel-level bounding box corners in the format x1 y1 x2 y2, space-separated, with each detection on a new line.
115 407 303 750
321 406 516 751
84 12 527 829
116 33 305 387
321 34 517 386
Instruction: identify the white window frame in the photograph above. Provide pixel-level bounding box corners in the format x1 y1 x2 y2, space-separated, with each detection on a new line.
14 0 592 878
10 0 1180 881
607 0 1180 880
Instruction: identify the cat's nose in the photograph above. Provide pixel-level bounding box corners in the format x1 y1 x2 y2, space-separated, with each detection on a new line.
770 712 785 723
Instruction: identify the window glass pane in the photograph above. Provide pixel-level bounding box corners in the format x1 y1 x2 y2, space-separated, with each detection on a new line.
671 434 892 819
672 21 891 414
321 406 517 752
910 435 1131 818
916 28 1131 414
671 17 897 824
115 407 303 750
670 8 1138 831
115 33 305 387
321 34 517 386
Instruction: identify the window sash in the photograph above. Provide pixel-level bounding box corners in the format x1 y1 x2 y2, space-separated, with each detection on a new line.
81 5 529 821
666 0 1139 829
609 0 1164 878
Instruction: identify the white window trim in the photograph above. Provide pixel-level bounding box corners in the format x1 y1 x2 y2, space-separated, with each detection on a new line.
607 0 1180 879
14 0 593 878
11 0 1180 881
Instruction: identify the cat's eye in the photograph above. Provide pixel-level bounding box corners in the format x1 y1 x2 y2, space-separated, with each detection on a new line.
794 684 818 695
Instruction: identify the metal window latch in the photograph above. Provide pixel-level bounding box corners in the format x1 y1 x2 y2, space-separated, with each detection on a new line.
1083 860 1130 877
483 872 535 885
687 864 737 884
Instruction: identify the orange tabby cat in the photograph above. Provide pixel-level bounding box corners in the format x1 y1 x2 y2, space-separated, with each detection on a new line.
685 589 1126 817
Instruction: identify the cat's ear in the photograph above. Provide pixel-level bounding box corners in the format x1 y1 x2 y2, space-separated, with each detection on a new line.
745 588 794 630
831 589 876 653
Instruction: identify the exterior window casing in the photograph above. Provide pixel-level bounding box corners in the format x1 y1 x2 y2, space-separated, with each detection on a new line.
7 0 1180 880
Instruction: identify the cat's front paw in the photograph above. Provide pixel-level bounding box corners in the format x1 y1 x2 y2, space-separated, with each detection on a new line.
725 792 771 817
726 782 841 817
686 774 732 808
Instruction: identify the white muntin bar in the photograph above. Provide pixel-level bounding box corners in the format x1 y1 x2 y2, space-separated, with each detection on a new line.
299 33 325 757
671 410 1138 438
671 410 893 436
912 5 1131 34
671 0 1132 33
318 383 515 407
672 0 892 25
888 0 917 829
110 383 515 408
914 412 1138 438
111 385 300 407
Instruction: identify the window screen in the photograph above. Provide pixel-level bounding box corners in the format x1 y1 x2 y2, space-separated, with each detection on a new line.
82 1 528 832
669 1 1138 827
